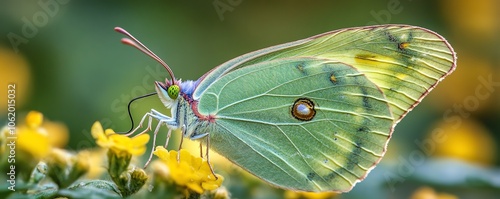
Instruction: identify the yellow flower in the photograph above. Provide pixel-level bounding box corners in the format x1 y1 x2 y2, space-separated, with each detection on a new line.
17 111 51 160
26 111 43 128
153 147 224 194
284 190 338 199
42 120 69 148
430 119 496 166
90 121 150 156
0 47 31 114
410 186 458 199
91 121 150 181
12 111 69 159
184 139 234 171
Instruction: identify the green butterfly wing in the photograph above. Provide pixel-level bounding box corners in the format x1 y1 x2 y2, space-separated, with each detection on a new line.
194 25 456 123
197 57 394 192
194 25 456 192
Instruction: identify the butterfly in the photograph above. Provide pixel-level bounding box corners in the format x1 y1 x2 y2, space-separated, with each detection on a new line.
115 24 456 192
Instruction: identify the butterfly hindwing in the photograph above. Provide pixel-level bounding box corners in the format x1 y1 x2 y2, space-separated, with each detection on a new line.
197 57 393 192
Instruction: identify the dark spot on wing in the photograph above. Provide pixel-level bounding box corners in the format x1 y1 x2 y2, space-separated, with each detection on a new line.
354 75 372 109
362 95 371 109
342 141 363 174
296 63 306 75
330 73 337 84
385 31 399 43
324 172 336 181
357 126 370 132
307 172 316 181
408 31 414 42
355 142 362 149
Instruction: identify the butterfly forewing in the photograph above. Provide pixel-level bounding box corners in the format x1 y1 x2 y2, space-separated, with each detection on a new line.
194 25 456 124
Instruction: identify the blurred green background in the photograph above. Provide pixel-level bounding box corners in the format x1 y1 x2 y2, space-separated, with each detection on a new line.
1 0 499 198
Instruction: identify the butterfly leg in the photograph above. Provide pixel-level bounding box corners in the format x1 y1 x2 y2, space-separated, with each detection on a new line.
143 121 163 168
124 111 153 136
150 109 179 128
176 134 184 163
130 109 179 168
199 142 203 158
190 133 217 179
205 135 218 179
125 109 179 136
188 132 217 178
163 128 173 149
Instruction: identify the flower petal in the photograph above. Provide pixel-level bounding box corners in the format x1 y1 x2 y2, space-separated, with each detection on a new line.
153 146 170 161
131 134 150 146
153 149 225 193
186 182 204 194
128 146 147 156
104 129 116 136
18 129 50 159
26 111 43 128
91 122 105 140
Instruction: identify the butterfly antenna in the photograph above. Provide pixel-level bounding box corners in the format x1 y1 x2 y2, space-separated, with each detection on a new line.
114 27 177 84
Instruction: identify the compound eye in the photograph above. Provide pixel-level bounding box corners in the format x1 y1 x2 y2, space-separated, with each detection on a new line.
167 85 180 100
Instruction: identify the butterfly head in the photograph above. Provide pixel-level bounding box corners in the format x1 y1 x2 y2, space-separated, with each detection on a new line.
155 80 180 108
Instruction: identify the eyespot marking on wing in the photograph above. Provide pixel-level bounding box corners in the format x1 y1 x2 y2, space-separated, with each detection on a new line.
291 98 316 121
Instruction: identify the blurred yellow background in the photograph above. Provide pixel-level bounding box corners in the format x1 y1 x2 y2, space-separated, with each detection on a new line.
1 0 499 198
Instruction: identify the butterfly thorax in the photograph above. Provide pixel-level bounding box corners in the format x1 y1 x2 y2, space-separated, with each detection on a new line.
176 93 215 140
